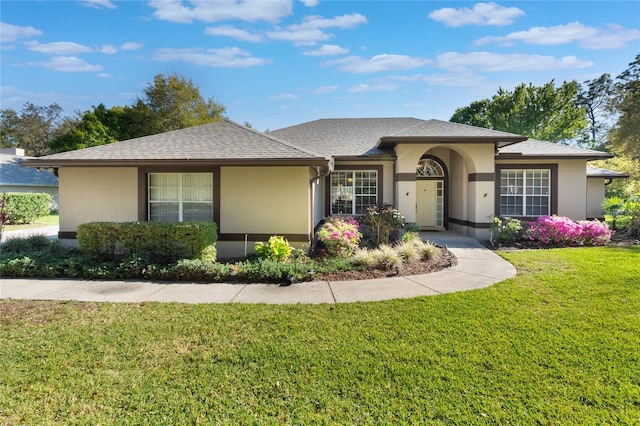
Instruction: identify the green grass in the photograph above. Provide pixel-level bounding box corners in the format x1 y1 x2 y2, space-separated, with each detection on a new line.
1 246 639 424
3 213 59 231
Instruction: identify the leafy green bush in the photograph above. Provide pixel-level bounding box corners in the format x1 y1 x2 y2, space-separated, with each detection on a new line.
490 217 524 246
0 234 360 283
3 192 51 224
254 236 293 262
77 222 217 263
1 234 52 254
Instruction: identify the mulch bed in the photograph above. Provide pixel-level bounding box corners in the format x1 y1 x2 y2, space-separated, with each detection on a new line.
312 247 457 282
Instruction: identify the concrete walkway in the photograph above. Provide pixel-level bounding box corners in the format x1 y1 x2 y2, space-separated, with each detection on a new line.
0 232 516 304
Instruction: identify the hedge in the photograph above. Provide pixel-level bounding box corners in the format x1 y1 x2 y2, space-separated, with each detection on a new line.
76 222 218 263
3 192 52 224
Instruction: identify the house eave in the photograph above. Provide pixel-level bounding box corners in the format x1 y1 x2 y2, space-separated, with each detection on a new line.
332 154 397 162
496 153 614 161
376 136 527 149
20 158 331 168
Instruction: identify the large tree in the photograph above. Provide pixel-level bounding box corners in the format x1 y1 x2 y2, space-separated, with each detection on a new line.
576 74 615 150
608 54 640 160
451 80 587 143
48 73 228 153
0 102 68 156
135 72 226 136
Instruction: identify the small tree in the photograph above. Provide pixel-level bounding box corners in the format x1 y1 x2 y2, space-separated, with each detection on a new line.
364 204 405 246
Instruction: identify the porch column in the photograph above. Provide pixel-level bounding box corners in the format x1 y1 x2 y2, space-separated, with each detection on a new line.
468 172 495 238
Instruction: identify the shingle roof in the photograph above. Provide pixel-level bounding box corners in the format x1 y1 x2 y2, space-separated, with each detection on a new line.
0 154 58 186
386 119 525 140
269 117 425 157
269 118 527 156
22 119 328 167
497 139 613 159
586 165 629 178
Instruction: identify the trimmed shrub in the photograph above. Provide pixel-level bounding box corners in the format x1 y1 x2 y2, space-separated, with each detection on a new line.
77 221 218 263
255 236 293 262
3 192 51 224
316 216 362 258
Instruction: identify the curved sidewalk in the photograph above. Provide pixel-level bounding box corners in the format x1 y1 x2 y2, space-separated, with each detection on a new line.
0 232 516 304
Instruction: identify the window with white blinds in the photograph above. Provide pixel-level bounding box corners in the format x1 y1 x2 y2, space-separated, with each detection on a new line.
148 173 213 222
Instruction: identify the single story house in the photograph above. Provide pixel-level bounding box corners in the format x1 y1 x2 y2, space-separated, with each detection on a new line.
21 118 626 257
1 147 59 209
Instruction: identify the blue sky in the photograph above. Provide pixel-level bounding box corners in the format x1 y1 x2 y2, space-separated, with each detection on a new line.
1 0 639 131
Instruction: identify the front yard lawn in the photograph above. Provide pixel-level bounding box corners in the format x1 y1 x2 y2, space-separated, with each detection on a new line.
1 246 639 424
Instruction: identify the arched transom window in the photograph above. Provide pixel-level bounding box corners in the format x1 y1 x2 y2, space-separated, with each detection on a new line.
416 158 445 177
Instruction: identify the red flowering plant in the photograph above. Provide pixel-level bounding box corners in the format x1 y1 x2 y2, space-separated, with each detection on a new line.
316 216 362 258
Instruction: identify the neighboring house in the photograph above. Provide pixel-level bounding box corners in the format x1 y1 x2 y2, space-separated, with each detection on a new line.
1 147 59 209
21 118 626 257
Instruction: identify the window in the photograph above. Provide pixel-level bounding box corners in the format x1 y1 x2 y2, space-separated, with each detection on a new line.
416 158 445 177
500 169 550 216
330 170 378 215
148 173 213 222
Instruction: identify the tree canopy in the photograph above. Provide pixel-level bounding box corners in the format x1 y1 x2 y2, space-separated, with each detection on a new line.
136 73 226 136
450 80 587 143
0 103 69 156
608 54 640 160
2 73 227 156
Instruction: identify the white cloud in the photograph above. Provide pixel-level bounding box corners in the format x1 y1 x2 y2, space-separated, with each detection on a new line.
37 56 103 72
270 93 298 100
348 82 397 93
153 47 270 68
299 0 318 6
120 41 143 50
423 72 488 87
81 0 117 9
25 40 93 55
475 22 640 50
267 13 366 45
149 0 293 24
100 44 118 54
429 2 525 27
327 54 429 73
436 51 593 72
302 44 348 56
293 13 367 30
314 85 339 94
266 28 330 45
205 25 263 42
0 22 43 42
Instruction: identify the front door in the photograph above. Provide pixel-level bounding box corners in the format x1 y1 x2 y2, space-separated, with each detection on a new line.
416 180 444 229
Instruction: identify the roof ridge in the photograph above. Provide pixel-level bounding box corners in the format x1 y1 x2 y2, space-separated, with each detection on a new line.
386 119 430 137
223 119 327 159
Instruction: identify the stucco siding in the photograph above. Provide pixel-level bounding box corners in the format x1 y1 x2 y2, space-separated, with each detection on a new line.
58 167 138 232
586 178 605 219
220 166 310 235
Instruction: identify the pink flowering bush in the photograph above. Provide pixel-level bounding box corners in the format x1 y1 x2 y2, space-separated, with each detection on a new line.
316 216 362 258
527 216 611 246
577 220 612 246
